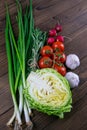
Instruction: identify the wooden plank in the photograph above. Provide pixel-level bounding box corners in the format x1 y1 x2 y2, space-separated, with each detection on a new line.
0 74 13 115
37 0 87 34
34 0 82 26
74 56 87 86
64 28 87 58
53 0 87 25
0 108 13 130
0 53 8 77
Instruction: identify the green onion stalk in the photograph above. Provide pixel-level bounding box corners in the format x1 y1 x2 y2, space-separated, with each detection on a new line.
5 0 34 129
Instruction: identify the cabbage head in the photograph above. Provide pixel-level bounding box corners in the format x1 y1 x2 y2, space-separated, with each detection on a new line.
24 68 72 118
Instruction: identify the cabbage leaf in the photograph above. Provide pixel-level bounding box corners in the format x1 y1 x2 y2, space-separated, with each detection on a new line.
24 68 72 118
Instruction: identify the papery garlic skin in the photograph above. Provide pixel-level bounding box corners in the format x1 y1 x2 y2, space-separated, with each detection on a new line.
66 54 80 70
65 72 80 88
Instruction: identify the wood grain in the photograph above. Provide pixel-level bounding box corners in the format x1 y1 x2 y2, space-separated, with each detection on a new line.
0 0 87 130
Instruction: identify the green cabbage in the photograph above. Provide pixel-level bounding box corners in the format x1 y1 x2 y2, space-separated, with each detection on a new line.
24 68 72 118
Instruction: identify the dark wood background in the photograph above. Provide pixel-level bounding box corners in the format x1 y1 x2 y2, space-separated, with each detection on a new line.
0 0 87 130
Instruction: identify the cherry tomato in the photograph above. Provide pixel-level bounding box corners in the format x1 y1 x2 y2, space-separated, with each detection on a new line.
52 41 64 52
38 56 53 69
52 52 66 63
40 45 53 57
53 63 66 76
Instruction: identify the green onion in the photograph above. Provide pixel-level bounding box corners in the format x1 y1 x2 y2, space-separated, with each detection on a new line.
5 0 47 129
5 6 22 126
5 0 34 128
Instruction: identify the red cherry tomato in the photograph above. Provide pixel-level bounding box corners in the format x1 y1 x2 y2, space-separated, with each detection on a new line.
40 45 53 57
38 56 53 69
52 52 66 63
53 63 66 76
52 41 64 52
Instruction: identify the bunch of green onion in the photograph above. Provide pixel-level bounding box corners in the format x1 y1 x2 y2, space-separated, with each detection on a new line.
5 0 46 129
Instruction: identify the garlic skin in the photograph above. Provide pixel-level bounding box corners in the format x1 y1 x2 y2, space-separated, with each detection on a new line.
66 54 80 70
65 72 80 88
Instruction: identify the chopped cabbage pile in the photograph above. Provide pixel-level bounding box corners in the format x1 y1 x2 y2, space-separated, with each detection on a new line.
24 68 72 118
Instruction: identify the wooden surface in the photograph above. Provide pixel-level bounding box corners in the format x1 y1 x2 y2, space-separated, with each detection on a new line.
0 0 87 130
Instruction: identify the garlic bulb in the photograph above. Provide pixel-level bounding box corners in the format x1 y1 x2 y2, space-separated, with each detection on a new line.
66 54 80 70
65 72 80 88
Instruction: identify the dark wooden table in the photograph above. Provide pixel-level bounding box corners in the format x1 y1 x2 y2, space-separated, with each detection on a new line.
0 0 87 130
